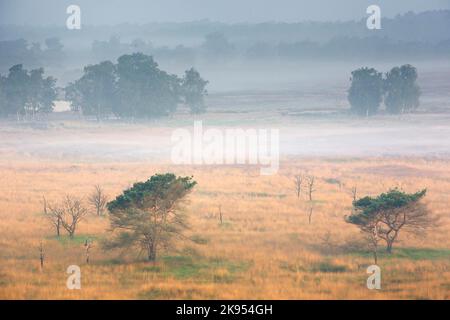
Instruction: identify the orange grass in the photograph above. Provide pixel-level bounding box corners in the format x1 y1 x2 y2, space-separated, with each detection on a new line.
0 157 449 299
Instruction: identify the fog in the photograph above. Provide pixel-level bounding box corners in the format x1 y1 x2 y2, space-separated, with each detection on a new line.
1 1 450 159
1 0 449 25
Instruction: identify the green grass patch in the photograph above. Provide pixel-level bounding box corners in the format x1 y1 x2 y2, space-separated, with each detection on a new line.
46 234 98 246
138 288 167 299
280 260 347 273
324 178 341 185
219 221 233 229
349 247 450 261
151 255 250 282
101 258 125 265
246 192 286 199
279 261 306 273
0 275 8 286
190 235 209 245
141 265 162 273
311 261 347 273
138 287 206 300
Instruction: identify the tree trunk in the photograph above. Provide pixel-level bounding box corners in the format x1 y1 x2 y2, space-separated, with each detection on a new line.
386 231 398 254
373 243 378 264
386 240 393 254
147 242 156 261
56 218 61 237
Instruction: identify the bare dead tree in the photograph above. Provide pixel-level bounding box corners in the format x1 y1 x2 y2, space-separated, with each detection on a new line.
218 205 223 224
46 196 88 238
84 239 93 264
307 203 314 224
43 196 62 237
294 175 303 198
39 241 45 271
351 186 357 202
60 196 88 238
88 185 108 216
306 176 315 201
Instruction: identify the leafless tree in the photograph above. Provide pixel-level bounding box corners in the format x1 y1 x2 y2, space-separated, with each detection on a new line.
60 196 88 237
307 203 314 224
84 239 93 264
43 196 62 237
39 241 45 271
351 186 357 202
294 175 303 198
306 176 315 201
45 195 88 238
88 185 108 216
218 205 223 224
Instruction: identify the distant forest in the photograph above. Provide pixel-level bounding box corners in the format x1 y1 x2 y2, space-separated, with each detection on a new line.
0 10 449 73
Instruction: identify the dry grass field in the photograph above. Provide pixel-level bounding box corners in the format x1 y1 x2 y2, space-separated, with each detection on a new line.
0 150 449 299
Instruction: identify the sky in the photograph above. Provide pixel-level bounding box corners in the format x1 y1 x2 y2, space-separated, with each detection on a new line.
0 0 449 25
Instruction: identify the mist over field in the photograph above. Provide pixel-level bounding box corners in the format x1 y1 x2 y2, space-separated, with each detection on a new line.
0 0 449 301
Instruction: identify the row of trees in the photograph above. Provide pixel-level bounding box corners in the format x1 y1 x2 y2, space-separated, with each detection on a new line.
348 64 421 116
0 53 208 119
43 171 435 264
0 64 57 119
91 33 450 65
66 53 208 119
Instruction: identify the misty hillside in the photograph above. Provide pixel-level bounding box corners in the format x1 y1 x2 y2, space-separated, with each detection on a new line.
1 10 449 86
1 10 449 45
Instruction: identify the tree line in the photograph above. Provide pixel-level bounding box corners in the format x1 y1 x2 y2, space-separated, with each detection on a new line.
0 53 208 120
90 33 450 65
2 11 450 69
348 64 421 116
1 59 423 120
